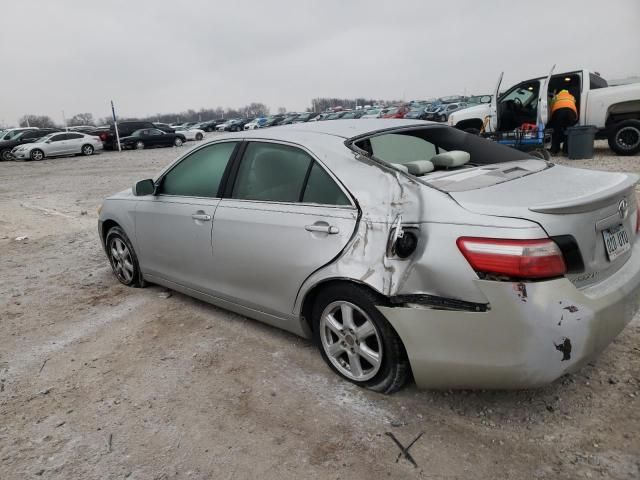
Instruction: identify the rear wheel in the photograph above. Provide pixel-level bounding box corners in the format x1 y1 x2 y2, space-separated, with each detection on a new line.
529 148 551 160
174 137 183 147
30 149 44 161
608 120 640 155
105 226 144 287
312 284 409 394
1 149 12 161
195 132 203 140
135 141 145 150
81 144 94 156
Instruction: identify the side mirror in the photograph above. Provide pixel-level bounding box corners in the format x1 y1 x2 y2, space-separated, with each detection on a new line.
133 179 156 196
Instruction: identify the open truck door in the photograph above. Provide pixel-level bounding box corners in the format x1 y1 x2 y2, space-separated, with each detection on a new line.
537 64 556 126
488 72 503 132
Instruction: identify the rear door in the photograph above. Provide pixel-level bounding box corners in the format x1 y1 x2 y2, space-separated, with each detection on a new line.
64 132 85 154
209 140 358 317
135 141 239 290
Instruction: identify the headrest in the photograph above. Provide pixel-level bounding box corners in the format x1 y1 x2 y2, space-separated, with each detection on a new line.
390 163 409 173
430 150 470 168
404 160 435 175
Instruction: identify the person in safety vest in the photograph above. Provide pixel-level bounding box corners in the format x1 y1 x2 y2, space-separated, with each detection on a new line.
548 89 578 154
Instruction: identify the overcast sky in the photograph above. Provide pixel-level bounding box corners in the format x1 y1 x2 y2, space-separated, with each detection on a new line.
1 0 639 125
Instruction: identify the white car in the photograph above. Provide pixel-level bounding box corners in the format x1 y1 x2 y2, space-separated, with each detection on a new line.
171 126 205 141
11 131 103 161
361 108 386 119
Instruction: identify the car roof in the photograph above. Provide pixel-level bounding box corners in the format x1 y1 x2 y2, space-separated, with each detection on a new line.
241 119 434 140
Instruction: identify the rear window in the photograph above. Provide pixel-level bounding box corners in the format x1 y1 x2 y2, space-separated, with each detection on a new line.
352 126 533 166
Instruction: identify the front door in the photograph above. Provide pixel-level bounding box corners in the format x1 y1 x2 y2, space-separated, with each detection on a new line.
46 133 69 155
209 141 358 317
134 141 239 290
537 64 556 126
488 71 504 132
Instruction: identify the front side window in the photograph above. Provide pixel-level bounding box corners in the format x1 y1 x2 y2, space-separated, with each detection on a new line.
232 142 311 202
159 141 237 197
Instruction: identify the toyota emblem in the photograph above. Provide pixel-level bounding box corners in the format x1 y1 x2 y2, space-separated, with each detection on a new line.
618 198 629 220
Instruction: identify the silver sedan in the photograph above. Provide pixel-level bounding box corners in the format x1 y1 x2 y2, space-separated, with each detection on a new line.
12 131 103 160
98 119 640 392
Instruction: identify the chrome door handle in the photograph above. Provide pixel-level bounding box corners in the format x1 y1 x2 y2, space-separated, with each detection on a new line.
305 224 339 234
191 213 212 221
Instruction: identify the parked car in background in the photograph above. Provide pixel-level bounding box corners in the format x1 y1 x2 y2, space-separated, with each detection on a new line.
153 123 174 131
119 128 186 150
280 114 304 125
100 121 174 150
382 105 410 119
0 128 60 161
435 102 468 122
216 119 247 132
172 126 205 141
244 117 268 130
361 108 387 119
424 105 445 121
68 125 96 133
99 119 640 393
292 112 319 123
309 112 333 121
325 111 349 120
341 110 367 119
261 115 287 127
466 94 492 105
11 131 103 160
1 127 38 141
404 107 429 120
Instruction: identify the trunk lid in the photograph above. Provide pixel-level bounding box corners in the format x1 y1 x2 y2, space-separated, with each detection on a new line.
444 162 639 288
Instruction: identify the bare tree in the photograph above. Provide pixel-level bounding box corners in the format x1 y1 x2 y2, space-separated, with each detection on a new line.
277 107 287 114
68 113 95 126
19 115 57 128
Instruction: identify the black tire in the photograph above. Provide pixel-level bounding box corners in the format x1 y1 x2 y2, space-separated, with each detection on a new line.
1 149 13 161
30 149 44 161
105 226 145 287
174 137 184 147
81 144 94 156
312 284 410 394
195 132 203 141
608 120 640 156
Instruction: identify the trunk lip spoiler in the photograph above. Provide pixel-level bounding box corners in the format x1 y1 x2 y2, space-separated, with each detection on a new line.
529 174 639 214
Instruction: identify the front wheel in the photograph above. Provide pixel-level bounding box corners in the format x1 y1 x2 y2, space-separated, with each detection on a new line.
312 284 409 394
174 137 183 147
608 120 640 155
135 141 145 150
1 149 13 161
30 149 44 161
81 144 94 156
105 226 144 287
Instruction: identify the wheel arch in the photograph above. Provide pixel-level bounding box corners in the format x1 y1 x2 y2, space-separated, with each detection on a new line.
299 277 390 337
454 118 484 130
605 100 640 126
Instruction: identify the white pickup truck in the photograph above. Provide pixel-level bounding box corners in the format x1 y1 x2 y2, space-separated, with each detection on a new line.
448 68 640 155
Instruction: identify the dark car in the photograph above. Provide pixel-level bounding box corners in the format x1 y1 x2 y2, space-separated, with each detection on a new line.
119 128 186 150
279 114 302 125
340 110 366 119
261 115 286 127
325 111 349 120
291 112 319 123
101 121 175 150
0 128 60 161
404 108 428 120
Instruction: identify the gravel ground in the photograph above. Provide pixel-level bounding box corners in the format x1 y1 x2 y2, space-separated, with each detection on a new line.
0 137 638 479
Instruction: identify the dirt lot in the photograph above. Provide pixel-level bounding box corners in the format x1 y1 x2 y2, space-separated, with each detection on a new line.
0 138 638 479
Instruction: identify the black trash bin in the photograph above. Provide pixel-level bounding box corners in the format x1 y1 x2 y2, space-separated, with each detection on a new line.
567 125 597 160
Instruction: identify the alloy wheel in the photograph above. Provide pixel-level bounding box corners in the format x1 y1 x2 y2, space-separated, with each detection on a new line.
174 138 183 147
31 150 44 161
82 145 93 155
109 237 134 283
319 301 382 381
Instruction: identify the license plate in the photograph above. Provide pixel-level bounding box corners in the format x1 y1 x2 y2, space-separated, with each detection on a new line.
603 224 631 261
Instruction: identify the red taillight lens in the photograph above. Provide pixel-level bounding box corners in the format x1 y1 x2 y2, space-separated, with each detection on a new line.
456 237 567 279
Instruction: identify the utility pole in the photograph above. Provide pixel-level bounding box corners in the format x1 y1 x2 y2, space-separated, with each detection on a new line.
111 100 121 152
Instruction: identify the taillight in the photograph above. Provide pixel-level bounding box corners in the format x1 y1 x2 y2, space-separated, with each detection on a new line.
456 237 567 279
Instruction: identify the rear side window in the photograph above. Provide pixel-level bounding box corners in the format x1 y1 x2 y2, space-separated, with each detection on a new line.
303 163 350 205
370 133 437 163
67 133 83 139
232 142 312 202
159 142 237 197
50 134 67 142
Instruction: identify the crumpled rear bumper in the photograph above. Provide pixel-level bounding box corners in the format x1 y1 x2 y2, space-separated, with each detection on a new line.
379 242 640 389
